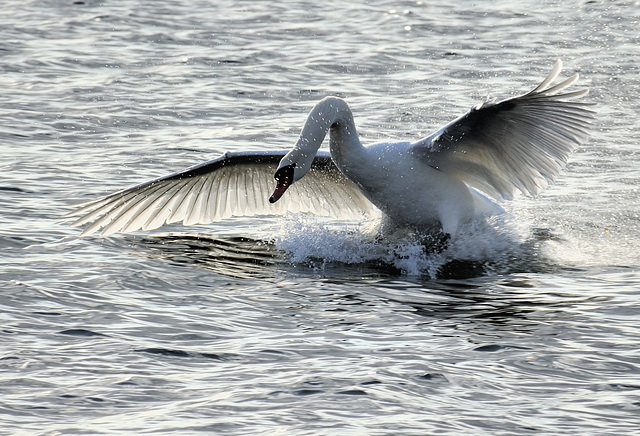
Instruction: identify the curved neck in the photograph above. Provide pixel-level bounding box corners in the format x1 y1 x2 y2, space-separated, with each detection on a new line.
287 97 363 177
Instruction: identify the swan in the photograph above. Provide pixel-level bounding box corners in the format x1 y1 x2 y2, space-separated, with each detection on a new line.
67 60 594 238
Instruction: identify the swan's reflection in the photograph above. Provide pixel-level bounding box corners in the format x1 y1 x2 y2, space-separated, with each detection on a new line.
125 226 559 281
118 231 594 336
129 233 410 280
131 234 280 279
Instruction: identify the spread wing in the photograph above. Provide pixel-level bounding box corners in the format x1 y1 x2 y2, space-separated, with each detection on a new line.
67 150 375 236
411 60 595 200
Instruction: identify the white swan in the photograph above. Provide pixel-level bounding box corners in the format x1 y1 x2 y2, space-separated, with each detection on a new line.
68 60 594 237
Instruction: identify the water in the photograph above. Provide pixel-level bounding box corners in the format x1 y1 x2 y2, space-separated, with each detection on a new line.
2 0 640 434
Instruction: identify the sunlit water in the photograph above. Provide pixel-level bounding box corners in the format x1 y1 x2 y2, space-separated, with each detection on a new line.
2 1 640 434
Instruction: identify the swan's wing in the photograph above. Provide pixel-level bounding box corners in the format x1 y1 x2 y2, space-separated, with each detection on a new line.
67 150 375 236
411 60 595 200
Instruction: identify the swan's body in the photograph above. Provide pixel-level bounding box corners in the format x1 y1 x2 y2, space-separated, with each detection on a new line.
271 98 504 235
68 60 594 237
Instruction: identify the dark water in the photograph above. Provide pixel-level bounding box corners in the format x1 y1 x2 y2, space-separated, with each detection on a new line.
2 1 640 434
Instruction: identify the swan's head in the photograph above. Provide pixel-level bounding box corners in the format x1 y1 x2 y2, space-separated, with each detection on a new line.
269 163 295 203
269 149 314 203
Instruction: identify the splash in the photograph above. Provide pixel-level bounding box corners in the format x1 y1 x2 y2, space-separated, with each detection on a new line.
273 212 535 278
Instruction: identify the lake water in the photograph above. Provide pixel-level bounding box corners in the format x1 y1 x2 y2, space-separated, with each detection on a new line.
2 0 640 434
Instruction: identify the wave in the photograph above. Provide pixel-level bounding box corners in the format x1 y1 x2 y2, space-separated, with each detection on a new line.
127 210 566 280
274 212 550 278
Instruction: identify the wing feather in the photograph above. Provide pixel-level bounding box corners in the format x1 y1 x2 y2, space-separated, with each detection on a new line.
67 150 374 236
197 173 216 224
141 183 185 231
529 58 562 93
120 193 168 235
166 178 200 225
411 60 595 200
182 177 209 226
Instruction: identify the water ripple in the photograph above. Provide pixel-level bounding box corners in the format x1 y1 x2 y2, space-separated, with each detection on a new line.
2 0 640 434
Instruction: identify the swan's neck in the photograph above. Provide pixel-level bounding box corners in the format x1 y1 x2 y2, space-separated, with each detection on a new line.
325 99 362 163
286 97 363 179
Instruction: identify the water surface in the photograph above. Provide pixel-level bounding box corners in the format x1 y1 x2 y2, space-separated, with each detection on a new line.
2 1 640 434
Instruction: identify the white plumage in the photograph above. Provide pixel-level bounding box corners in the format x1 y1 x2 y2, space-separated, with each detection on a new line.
67 60 594 237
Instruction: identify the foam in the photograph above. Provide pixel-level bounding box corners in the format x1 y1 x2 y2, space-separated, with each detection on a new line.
273 212 533 277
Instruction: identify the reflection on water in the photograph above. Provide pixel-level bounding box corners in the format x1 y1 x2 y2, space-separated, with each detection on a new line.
120 231 609 345
126 225 563 281
132 234 280 279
